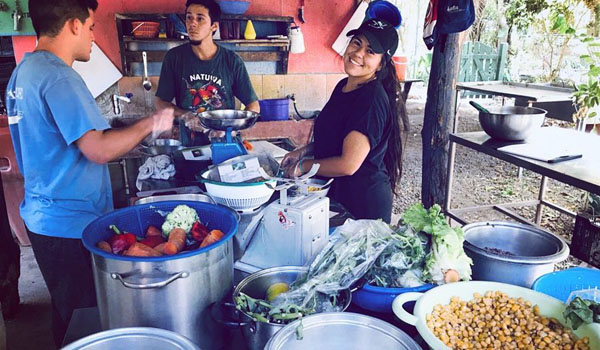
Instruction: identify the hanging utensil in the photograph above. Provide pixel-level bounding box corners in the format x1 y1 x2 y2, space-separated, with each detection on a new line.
469 101 490 114
298 0 306 23
142 51 152 91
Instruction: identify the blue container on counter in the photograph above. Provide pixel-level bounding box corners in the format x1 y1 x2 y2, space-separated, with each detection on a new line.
258 98 289 121
352 283 436 313
532 267 600 303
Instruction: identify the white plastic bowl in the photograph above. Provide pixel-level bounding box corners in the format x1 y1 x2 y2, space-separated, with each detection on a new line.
392 281 600 350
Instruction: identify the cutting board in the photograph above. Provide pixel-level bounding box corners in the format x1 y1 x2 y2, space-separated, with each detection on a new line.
248 140 289 159
498 143 582 163
331 1 369 56
72 43 122 98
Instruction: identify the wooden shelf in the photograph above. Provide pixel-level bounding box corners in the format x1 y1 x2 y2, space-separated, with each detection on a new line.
116 13 292 75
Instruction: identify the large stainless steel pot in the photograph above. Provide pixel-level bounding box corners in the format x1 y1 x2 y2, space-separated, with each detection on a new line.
82 201 239 350
230 266 351 350
463 221 569 288
477 105 546 141
60 327 200 350
264 313 422 350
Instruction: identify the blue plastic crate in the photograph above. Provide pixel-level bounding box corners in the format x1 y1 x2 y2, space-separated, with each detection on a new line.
82 200 238 262
532 267 600 303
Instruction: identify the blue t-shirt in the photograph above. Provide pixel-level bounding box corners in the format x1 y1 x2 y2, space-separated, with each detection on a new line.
5 51 113 239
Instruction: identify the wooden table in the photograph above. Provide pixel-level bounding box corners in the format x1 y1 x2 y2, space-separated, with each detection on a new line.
445 127 600 226
399 79 423 101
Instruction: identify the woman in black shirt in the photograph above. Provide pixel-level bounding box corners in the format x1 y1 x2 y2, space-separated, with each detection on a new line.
282 18 406 223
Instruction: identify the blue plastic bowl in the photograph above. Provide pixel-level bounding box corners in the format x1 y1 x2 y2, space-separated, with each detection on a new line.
352 283 436 313
82 200 238 262
218 1 250 15
532 267 600 303
366 0 402 29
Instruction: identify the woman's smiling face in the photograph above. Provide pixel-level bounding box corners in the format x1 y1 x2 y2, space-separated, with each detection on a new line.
343 34 384 81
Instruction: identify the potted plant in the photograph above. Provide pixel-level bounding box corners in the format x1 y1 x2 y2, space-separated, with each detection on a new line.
573 35 600 125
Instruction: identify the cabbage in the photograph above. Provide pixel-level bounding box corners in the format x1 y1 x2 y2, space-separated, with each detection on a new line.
402 203 472 285
161 204 199 236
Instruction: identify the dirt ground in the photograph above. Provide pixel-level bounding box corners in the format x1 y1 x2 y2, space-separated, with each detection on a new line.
394 88 592 269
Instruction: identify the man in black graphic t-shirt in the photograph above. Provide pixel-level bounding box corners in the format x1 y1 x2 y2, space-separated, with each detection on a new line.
155 0 259 146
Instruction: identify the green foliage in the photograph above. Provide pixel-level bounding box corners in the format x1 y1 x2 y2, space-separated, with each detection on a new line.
574 35 600 119
505 0 548 32
415 53 433 82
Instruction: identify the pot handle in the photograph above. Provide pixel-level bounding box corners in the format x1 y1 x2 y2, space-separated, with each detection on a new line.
110 271 189 289
0 157 11 172
210 301 253 328
392 292 423 326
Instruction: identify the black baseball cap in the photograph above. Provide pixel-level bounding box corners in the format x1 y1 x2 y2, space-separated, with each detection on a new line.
347 18 399 56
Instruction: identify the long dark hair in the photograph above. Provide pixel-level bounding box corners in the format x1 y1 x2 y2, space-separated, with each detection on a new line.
376 55 409 195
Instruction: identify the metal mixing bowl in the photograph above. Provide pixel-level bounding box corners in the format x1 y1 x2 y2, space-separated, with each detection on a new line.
197 110 259 131
463 221 569 288
478 106 546 141
140 139 183 156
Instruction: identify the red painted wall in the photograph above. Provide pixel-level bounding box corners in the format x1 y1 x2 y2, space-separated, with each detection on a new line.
13 0 352 73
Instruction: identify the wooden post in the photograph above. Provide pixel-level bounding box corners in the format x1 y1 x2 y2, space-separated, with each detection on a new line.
421 33 464 208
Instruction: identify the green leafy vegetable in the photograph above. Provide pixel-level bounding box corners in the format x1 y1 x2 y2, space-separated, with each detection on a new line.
366 226 429 287
402 203 472 285
564 296 600 330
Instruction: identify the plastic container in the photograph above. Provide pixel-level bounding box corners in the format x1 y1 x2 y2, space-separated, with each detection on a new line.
352 283 435 313
532 267 600 303
218 0 250 15
393 281 600 350
258 98 289 121
366 1 402 29
392 55 408 81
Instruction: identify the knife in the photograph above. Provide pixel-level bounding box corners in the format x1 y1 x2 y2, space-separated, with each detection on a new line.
547 154 583 163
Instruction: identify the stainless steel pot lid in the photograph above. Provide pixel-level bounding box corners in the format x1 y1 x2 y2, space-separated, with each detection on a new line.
264 312 422 350
60 327 200 350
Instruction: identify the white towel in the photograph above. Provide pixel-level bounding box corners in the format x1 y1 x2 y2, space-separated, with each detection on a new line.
136 155 177 191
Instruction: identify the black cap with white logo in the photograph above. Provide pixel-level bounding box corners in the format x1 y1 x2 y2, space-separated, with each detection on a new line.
347 18 399 56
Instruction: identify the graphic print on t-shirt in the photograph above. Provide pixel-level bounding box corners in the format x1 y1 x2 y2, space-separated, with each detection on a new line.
182 73 227 113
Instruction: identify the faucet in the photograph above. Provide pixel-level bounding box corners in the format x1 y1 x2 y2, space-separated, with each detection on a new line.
112 93 133 116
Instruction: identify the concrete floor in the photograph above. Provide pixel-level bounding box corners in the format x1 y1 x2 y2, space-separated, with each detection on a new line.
5 246 54 350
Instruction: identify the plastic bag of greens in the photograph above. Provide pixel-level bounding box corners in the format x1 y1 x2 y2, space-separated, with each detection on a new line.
270 219 393 311
366 225 429 287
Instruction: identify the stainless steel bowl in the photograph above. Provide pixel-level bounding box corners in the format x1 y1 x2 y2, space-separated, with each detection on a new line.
60 327 200 350
197 109 259 131
140 139 183 156
265 313 422 350
463 221 569 288
478 106 546 141
289 178 333 197
232 266 351 350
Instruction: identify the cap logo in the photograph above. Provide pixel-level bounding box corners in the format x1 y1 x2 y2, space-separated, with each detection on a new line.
368 20 387 30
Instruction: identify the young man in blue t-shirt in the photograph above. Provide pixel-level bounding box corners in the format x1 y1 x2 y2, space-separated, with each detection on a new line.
5 0 174 345
155 0 260 146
